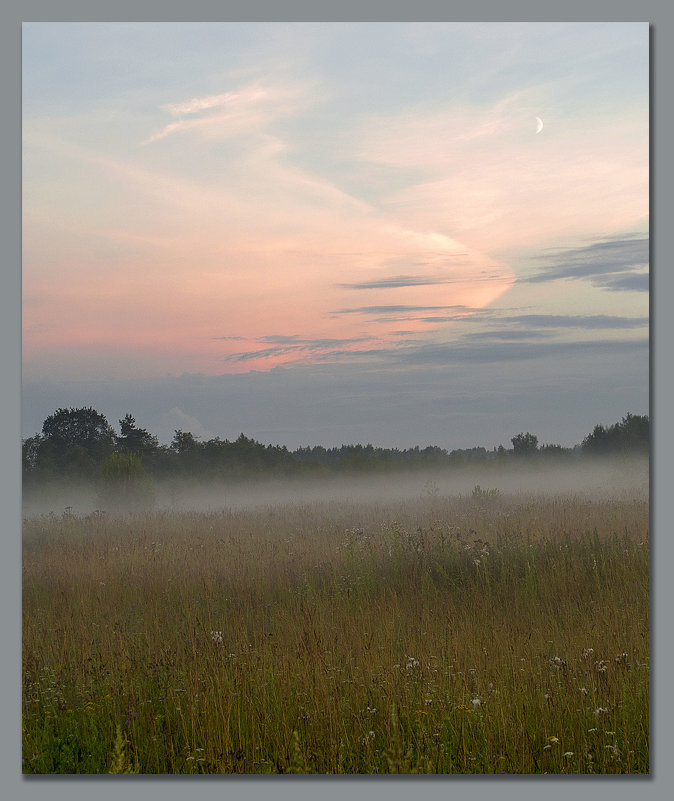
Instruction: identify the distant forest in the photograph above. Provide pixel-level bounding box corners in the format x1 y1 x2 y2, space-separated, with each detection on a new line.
23 408 649 491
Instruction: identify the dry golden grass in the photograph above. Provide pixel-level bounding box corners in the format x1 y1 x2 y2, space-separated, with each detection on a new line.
22 489 649 773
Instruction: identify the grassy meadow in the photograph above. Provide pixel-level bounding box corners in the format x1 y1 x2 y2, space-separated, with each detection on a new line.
22 482 649 774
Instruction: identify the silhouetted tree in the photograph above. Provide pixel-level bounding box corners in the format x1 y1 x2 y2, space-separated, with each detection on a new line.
22 435 43 473
582 413 649 454
616 413 649 452
171 430 200 455
117 414 159 456
539 443 573 461
511 432 538 457
40 407 115 474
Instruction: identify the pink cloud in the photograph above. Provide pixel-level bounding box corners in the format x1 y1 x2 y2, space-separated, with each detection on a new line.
23 86 523 379
141 80 312 145
163 87 270 116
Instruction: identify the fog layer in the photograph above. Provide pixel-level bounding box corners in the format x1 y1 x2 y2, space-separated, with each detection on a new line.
22 456 649 519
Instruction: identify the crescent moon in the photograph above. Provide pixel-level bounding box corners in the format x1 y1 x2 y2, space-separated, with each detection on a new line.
535 116 544 134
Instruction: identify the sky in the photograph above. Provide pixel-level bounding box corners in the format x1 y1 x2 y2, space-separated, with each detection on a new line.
21 21 649 449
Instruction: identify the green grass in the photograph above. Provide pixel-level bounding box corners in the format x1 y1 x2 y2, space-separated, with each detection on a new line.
22 490 649 774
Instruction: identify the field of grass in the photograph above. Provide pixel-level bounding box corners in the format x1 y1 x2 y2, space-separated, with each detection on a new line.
22 486 649 774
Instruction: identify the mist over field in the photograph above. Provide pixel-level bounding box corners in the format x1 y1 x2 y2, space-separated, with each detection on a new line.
23 455 649 775
22 455 649 519
22 411 650 774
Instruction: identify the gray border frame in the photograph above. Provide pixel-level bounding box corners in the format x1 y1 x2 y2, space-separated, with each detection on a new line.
5 1 672 799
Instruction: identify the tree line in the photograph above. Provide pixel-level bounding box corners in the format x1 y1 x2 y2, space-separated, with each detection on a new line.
22 407 649 489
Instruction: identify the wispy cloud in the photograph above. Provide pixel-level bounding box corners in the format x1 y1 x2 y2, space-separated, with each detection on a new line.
257 335 370 346
497 313 649 329
526 235 649 285
164 88 270 117
339 273 512 290
389 336 649 367
464 329 556 341
224 330 649 369
221 335 374 364
589 272 649 292
141 80 311 145
340 275 451 290
333 304 474 315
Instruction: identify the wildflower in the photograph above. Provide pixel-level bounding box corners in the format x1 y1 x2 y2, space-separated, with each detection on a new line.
563 751 574 758
595 660 608 673
593 707 609 716
425 698 433 706
471 698 481 710
582 648 594 660
210 631 223 644
406 656 420 670
456 704 473 712
547 736 559 744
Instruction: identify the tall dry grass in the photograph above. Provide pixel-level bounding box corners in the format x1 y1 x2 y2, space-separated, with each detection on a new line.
22 489 649 773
